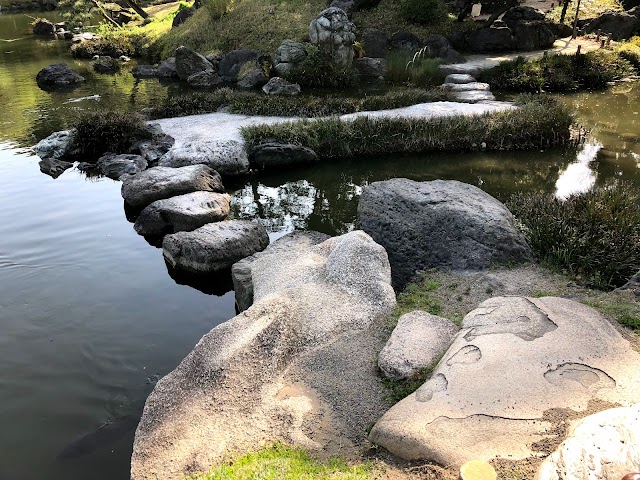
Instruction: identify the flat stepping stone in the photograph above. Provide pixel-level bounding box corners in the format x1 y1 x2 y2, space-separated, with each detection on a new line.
440 64 482 77
444 82 491 92
460 460 497 480
121 165 224 208
97 153 147 180
163 220 269 273
451 90 496 103
444 73 477 84
134 191 231 237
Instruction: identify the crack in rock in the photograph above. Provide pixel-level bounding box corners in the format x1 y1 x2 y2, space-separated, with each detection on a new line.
446 345 482 366
544 363 616 392
416 373 448 402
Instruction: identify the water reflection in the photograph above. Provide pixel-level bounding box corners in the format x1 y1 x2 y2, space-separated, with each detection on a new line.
555 142 600 200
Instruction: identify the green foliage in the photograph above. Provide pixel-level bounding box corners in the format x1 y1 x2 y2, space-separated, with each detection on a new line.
481 51 636 92
283 45 359 89
187 442 376 480
616 42 640 70
385 51 444 87
242 96 574 159
93 55 122 72
70 111 148 158
507 182 640 289
381 364 438 403
203 0 230 20
149 87 446 119
399 0 447 25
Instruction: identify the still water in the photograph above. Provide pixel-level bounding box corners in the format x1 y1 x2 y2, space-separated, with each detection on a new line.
1 10 640 480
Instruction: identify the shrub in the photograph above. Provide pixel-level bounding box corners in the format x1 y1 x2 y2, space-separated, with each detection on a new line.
71 111 149 158
576 50 635 89
616 42 640 70
202 0 229 20
507 182 640 289
71 37 136 59
399 0 448 25
386 51 444 87
283 44 360 89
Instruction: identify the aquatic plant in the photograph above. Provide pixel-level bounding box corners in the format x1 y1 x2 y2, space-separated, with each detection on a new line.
385 51 444 87
70 111 148 159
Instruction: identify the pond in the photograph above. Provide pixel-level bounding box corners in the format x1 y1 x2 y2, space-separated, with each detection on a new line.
1 10 640 480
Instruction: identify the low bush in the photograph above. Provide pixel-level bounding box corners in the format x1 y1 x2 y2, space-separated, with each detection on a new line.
616 42 640 70
386 51 444 87
148 87 447 119
283 44 360 89
507 182 640 289
399 0 448 25
242 96 574 158
481 50 636 92
70 111 149 158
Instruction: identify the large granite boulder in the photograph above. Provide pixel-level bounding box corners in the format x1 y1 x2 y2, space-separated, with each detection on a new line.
511 21 556 50
186 70 223 88
158 139 249 177
250 142 318 170
132 230 396 479
357 179 533 289
157 57 178 78
309 7 356 67
585 12 640 40
274 40 307 77
175 46 215 80
163 220 269 273
134 191 231 237
424 34 466 64
33 18 55 35
121 165 224 208
362 29 388 58
36 63 85 86
217 49 263 82
354 57 385 78
96 153 147 179
370 296 640 467
262 76 301 96
379 311 458 380
237 68 269 89
536 403 640 480
502 5 546 23
34 129 77 160
389 31 421 53
468 27 514 52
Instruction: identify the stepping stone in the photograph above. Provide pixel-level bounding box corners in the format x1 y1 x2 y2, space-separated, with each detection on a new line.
97 153 147 180
444 73 477 84
451 90 496 103
440 64 483 77
444 82 491 92
134 191 232 237
460 460 497 480
163 220 269 273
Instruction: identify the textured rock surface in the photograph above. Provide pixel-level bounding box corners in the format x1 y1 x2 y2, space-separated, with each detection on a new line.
617 270 640 296
511 21 556 51
502 5 546 23
133 230 396 479
217 49 262 82
370 296 640 467
158 139 249 176
586 12 640 40
134 191 231 237
389 31 421 52
250 141 318 170
536 403 640 480
96 153 147 179
175 46 214 80
34 129 76 160
38 158 73 178
357 179 533 288
468 27 514 52
121 165 224 207
36 63 85 86
262 76 301 96
354 57 386 78
445 73 476 84
237 68 269 89
378 311 458 380
443 82 490 91
157 57 178 78
451 90 496 103
274 40 307 77
186 70 223 88
163 220 269 273
424 34 466 64
309 7 356 66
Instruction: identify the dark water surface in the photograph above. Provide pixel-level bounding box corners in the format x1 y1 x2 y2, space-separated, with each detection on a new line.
1 10 640 480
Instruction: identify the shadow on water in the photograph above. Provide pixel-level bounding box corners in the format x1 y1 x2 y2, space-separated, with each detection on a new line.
165 261 235 296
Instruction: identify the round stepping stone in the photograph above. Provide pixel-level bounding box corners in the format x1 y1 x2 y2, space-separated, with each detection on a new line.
445 82 491 91
459 460 497 480
445 73 477 84
451 90 496 103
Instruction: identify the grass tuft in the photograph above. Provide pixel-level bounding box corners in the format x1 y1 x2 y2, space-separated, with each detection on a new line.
381 363 439 403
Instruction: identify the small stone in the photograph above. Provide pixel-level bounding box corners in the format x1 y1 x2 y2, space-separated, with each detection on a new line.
444 73 477 84
460 460 497 480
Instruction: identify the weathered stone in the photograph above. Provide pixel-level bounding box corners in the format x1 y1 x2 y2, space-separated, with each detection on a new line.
616 270 640 296
134 191 231 237
443 82 490 91
93 56 121 74
354 57 385 78
362 29 388 58
157 57 178 78
121 165 224 208
172 6 194 28
36 63 85 86
133 230 395 479
38 158 73 178
460 460 497 480
34 129 76 160
250 142 318 170
370 296 640 467
187 70 223 88
536 403 640 480
389 31 421 53
309 7 356 66
163 220 269 273
96 153 147 179
502 5 546 23
175 46 214 80
548 22 574 38
330 0 355 17
468 27 514 53
585 12 640 40
378 311 458 380
445 73 476 84
158 139 249 177
237 68 269 89
511 21 556 51
424 34 466 64
33 18 55 35
274 40 307 76
262 76 301 96
357 179 533 289
450 90 496 103
217 49 263 82
132 65 158 78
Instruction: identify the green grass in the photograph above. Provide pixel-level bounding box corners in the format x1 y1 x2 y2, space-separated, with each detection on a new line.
241 96 574 159
392 278 442 323
187 442 378 480
584 297 640 332
149 86 447 119
547 0 622 25
480 50 636 92
507 182 640 289
381 363 439 403
385 51 444 87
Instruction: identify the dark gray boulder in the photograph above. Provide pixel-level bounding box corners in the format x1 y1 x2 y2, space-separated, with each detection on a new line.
93 56 121 74
502 5 546 23
187 70 223 87
163 220 270 273
217 49 262 82
510 21 556 50
354 57 386 78
97 153 147 179
121 165 224 208
262 76 301 95
362 29 388 58
175 46 215 80
468 27 514 52
132 65 158 77
548 22 573 38
585 12 640 40
36 63 85 86
130 131 175 164
424 34 466 64
34 129 77 160
38 158 73 178
250 142 319 170
330 0 355 17
274 40 307 77
157 57 178 78
357 179 533 289
33 18 55 35
134 191 231 237
172 7 194 28
389 31 421 53
237 68 269 89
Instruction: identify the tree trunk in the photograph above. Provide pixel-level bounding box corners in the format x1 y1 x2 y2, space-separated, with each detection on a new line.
559 0 570 23
123 0 149 19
